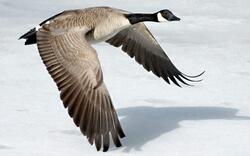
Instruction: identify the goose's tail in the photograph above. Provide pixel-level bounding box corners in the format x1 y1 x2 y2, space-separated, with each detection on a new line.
19 28 37 45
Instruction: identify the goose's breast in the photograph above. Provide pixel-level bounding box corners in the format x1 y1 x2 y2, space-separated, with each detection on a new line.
90 15 131 43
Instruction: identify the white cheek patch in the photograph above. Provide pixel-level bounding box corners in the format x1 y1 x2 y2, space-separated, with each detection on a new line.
157 12 168 22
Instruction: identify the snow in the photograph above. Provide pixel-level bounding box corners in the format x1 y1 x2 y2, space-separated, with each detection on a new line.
1 0 250 156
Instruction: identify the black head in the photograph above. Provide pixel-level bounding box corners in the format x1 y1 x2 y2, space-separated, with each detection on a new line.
157 9 180 22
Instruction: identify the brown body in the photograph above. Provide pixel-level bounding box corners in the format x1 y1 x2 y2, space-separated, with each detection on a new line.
20 7 203 152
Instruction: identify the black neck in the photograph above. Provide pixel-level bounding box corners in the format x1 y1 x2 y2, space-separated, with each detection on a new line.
125 13 158 24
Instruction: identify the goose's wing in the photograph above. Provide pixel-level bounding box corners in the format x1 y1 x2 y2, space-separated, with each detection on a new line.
36 26 125 152
106 23 203 86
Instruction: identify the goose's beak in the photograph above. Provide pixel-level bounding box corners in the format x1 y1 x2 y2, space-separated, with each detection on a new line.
169 15 181 21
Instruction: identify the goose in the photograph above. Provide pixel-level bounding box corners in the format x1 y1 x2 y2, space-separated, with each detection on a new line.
19 7 203 152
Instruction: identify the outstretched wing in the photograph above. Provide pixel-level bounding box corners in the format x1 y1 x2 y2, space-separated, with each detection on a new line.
106 23 203 87
36 26 125 152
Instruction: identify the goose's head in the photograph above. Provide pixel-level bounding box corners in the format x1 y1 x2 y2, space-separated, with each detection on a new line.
157 10 180 22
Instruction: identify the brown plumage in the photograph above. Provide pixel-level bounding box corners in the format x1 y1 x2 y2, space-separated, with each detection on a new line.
20 7 203 152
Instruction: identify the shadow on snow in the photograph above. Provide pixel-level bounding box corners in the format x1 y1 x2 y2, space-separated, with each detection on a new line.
116 106 250 152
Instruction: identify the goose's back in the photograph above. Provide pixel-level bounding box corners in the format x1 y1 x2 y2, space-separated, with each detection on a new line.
40 7 130 42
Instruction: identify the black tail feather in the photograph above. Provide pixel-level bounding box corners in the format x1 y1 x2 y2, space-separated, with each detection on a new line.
19 28 37 45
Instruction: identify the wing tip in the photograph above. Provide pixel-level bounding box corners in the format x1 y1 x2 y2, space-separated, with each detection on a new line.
182 70 205 78
177 70 205 86
165 70 205 87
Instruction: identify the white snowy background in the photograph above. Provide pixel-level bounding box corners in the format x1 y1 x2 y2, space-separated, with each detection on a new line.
1 0 250 156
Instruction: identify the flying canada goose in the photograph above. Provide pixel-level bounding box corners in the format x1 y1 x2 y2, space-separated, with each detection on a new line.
19 7 203 152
